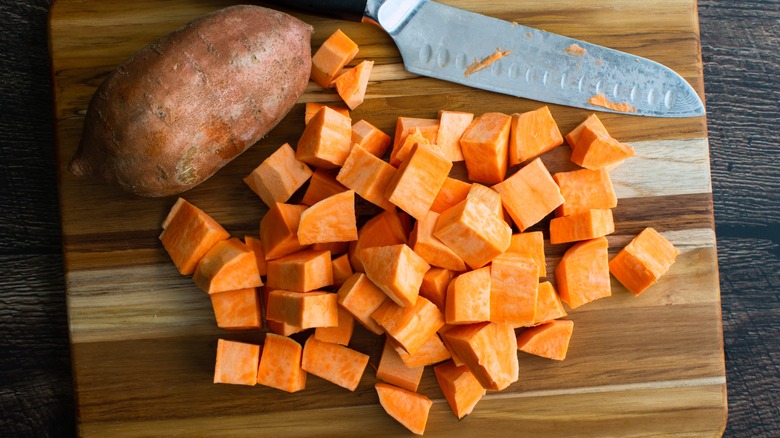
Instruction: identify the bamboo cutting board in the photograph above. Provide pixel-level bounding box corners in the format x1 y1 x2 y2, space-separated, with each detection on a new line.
49 0 727 436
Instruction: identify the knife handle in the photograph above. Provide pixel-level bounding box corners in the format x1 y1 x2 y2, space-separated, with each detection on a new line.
264 0 368 21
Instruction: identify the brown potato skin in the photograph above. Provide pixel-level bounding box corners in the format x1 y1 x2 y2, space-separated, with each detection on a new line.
69 5 313 197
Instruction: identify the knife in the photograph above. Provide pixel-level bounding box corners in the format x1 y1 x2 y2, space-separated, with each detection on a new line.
271 0 705 118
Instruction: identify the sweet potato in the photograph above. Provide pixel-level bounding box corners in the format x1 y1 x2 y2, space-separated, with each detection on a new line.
493 157 564 231
441 321 519 391
508 106 563 166
434 196 512 269
348 210 409 273
314 306 354 346
301 336 369 391
351 119 391 158
296 106 353 169
265 249 334 292
265 290 338 329
301 168 348 207
361 244 430 308
70 6 313 196
297 190 358 245
437 110 474 162
385 143 452 220
332 60 374 110
459 112 511 184
609 227 680 295
507 232 546 277
376 337 424 392
490 253 539 327
409 212 467 272
445 267 491 324
160 198 229 275
434 360 485 419
419 267 454 312
516 319 574 360
337 273 389 335
393 333 451 367
193 238 263 294
371 296 445 355
214 339 260 386
243 143 312 207
430 177 472 214
256 333 306 392
553 168 618 217
556 237 611 309
375 382 432 435
304 103 349 125
210 288 262 330
310 29 359 88
549 209 615 244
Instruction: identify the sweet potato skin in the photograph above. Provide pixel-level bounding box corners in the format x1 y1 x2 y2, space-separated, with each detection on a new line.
69 6 313 197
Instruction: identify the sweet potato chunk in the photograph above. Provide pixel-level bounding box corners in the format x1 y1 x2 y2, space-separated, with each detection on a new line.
256 333 306 392
160 198 230 275
385 143 452 220
493 157 564 231
193 238 263 294
609 227 680 295
214 339 260 386
361 244 430 307
266 249 333 292
243 143 312 207
556 237 611 309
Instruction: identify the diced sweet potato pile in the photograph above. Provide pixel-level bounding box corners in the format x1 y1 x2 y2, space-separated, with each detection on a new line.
157 29 681 436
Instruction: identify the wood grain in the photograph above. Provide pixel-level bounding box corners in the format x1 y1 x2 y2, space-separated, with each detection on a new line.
6 0 770 436
47 0 727 436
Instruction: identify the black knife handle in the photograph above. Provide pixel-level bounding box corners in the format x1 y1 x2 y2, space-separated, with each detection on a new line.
264 0 369 21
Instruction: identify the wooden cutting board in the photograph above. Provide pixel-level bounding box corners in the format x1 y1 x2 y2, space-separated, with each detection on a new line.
49 0 727 436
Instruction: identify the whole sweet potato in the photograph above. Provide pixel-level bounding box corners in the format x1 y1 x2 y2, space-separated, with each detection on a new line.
69 5 313 197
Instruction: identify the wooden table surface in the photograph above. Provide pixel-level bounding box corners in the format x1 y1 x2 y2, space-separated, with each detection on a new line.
0 0 777 436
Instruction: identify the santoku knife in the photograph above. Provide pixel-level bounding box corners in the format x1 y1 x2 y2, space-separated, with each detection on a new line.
271 0 706 118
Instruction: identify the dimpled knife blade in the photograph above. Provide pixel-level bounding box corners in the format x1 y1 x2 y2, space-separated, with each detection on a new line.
367 0 705 117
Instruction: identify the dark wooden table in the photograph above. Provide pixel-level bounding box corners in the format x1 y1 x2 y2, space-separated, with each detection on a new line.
1 1 777 436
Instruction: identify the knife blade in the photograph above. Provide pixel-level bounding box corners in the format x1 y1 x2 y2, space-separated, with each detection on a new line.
274 0 706 117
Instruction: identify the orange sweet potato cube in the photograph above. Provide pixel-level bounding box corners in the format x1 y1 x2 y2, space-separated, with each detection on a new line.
392 333 451 367
311 241 350 256
390 127 437 167
256 333 306 392
459 112 511 184
609 227 680 296
434 360 486 419
214 339 260 386
490 253 539 327
361 244 430 307
508 106 563 166
549 209 615 244
333 60 374 110
210 288 262 330
572 125 636 170
565 113 608 148
296 106 352 169
244 236 268 277
193 238 263 294
314 306 354 346
336 144 396 211
419 267 454 312
371 296 445 355
265 290 338 329
331 252 354 287
553 168 618 217
430 177 472 214
433 196 512 269
437 110 474 162
301 336 369 391
376 336 424 392
266 249 333 292
298 190 358 245
440 321 518 391
409 211 467 272
532 281 567 325
301 168 348 207
507 232 546 277
517 319 574 361
391 117 439 165
352 119 391 158
385 143 452 220
493 157 564 231
243 143 312 207
304 103 350 125
337 273 389 335
348 209 408 272
555 237 611 309
160 198 230 275
260 203 309 260
446 267 491 325
261 285 305 337
310 29 359 88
